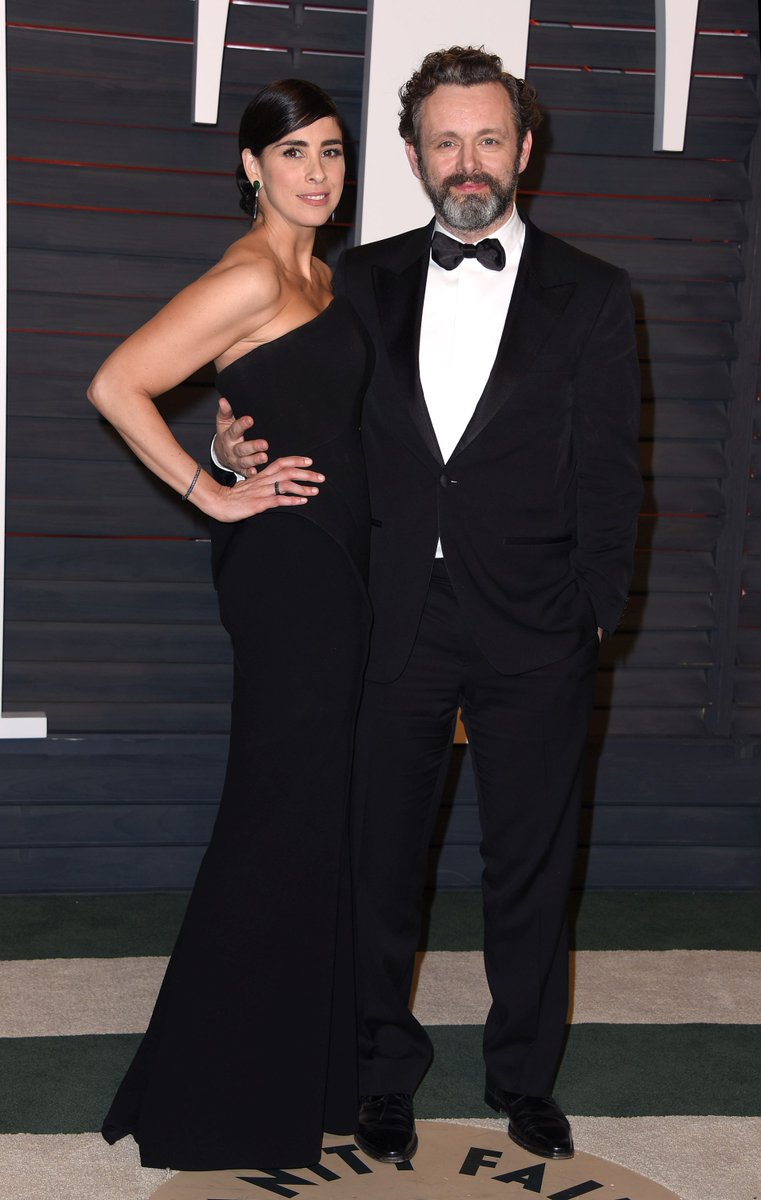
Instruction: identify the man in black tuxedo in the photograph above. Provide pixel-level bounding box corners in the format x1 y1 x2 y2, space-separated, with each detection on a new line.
214 47 642 1167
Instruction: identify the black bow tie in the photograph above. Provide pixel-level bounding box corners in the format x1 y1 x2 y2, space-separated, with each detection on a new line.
430 230 506 272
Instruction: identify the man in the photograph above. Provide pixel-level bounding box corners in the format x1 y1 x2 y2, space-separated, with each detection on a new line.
214 47 642 1166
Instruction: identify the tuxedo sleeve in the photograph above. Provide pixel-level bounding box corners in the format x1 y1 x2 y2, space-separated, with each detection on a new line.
570 269 642 633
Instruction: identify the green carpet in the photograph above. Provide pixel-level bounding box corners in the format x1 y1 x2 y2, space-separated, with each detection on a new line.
1 891 759 1200
2 890 758 958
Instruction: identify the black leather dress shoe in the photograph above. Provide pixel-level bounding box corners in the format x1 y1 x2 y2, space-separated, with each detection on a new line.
355 1092 418 1163
485 1083 574 1159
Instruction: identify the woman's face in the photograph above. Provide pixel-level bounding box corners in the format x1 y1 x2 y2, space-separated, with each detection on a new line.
244 115 345 228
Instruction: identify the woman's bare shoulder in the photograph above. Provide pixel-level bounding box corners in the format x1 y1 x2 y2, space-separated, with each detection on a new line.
204 234 284 312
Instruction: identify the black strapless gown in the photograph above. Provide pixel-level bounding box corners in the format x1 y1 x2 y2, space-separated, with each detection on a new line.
102 298 372 1170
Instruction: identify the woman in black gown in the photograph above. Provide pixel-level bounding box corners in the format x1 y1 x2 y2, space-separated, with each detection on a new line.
88 81 371 1171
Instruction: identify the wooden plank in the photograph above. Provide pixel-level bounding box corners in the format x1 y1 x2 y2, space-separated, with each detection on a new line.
744 518 761 553
7 28 366 94
744 478 761 517
638 515 723 551
0 734 229 803
594 667 709 706
524 198 747 246
564 238 744 280
639 324 737 361
630 550 718 591
7 415 217 465
5 495 205 538
432 844 761 890
642 442 728 477
618 593 716 630
435 804 761 848
522 156 749 202
0 844 207 892
526 70 759 119
4 661 232 704
8 246 204 298
8 290 166 337
740 560 761 590
734 672 761 704
6 2 368 56
633 326 734 362
639 400 730 439
635 285 741 325
735 631 761 665
592 704 704 738
534 110 756 161
0 701 232 735
8 206 235 263
7 0 197 39
5 621 230 663
7 375 215 422
0 803 218 848
8 249 218 303
441 741 761 807
531 0 757 28
7 69 365 142
641 479 724 512
643 363 733 400
5 579 219 623
526 23 760 73
5 535 213 582
732 709 761 737
598 631 712 668
737 594 761 624
6 456 211 539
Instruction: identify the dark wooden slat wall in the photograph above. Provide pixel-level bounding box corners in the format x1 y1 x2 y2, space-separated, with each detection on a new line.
1 1 760 892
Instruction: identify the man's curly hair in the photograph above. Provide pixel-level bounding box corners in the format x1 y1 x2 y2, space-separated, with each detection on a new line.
398 46 542 154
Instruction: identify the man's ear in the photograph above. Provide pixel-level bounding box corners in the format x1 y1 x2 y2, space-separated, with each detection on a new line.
518 129 533 175
404 141 423 181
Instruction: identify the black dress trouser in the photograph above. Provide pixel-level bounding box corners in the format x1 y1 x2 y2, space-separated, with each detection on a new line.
352 561 599 1098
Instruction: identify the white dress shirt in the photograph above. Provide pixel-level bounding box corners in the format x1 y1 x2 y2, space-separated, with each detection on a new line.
419 204 525 554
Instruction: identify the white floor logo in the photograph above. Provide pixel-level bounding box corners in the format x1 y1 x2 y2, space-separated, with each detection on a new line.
151 1124 680 1199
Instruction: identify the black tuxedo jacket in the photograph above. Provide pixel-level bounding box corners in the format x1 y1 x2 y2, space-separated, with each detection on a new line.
333 215 642 683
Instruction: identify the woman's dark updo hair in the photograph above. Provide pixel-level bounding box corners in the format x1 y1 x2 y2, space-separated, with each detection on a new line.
236 78 342 220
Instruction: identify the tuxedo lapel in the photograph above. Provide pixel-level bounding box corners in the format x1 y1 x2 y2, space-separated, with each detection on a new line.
372 222 444 466
449 220 577 461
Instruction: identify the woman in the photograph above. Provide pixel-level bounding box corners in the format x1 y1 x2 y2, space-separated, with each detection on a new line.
90 80 372 1171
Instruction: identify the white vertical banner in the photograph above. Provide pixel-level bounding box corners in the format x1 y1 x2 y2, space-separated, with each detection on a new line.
192 0 231 124
0 2 46 736
654 0 699 151
357 0 532 244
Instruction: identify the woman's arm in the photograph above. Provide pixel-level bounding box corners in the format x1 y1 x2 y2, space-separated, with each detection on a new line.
87 258 324 523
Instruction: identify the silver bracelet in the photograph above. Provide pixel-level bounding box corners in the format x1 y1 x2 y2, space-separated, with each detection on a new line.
182 463 202 501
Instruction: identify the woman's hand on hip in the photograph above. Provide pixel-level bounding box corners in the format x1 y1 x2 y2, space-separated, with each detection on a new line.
206 456 324 523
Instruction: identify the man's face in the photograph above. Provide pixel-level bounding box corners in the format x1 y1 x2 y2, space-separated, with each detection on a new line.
405 82 532 238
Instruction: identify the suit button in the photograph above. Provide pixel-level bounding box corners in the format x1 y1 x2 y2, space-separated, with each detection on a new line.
440 474 455 488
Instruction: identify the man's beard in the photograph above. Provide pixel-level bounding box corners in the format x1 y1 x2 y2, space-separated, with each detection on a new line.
418 151 521 233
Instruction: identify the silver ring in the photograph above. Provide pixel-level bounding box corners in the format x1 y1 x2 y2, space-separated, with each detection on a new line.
274 481 281 496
